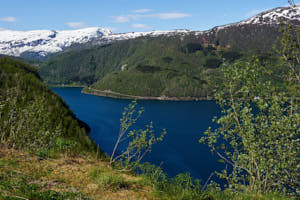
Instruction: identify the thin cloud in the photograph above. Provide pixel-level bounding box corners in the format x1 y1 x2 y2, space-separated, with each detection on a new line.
245 8 268 18
66 22 85 29
131 23 151 29
112 16 131 23
154 13 191 19
132 9 152 13
112 12 191 23
0 17 17 22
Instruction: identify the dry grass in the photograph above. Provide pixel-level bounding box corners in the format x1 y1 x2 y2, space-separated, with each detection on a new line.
0 145 157 200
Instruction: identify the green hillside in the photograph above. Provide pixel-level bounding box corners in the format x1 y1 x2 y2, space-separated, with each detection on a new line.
0 57 96 152
39 34 281 99
39 35 252 98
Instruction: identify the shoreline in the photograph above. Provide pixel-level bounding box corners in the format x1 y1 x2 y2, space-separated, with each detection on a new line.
49 84 86 88
81 87 214 101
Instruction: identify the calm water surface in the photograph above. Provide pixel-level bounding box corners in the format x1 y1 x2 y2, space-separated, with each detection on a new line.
52 87 223 182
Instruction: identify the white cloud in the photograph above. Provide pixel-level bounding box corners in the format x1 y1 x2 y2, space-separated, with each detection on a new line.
112 16 131 23
66 22 85 29
0 17 17 22
0 27 6 31
131 23 151 29
132 9 152 13
154 13 191 20
112 12 191 23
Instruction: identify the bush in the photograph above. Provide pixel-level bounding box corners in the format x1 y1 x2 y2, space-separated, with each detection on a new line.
204 57 222 68
162 56 173 64
89 169 129 191
135 65 162 73
110 100 166 171
221 51 242 62
183 43 203 54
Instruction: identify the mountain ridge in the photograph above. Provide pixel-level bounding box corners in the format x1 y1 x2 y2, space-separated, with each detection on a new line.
0 5 299 60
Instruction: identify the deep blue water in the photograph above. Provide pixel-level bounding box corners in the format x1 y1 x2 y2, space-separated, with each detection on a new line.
52 87 224 183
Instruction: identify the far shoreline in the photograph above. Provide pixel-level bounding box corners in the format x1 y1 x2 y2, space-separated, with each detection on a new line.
81 87 214 102
49 84 85 88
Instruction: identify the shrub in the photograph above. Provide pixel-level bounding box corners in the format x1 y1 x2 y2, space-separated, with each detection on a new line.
183 43 203 54
204 57 222 68
221 51 242 62
135 65 162 73
110 100 166 171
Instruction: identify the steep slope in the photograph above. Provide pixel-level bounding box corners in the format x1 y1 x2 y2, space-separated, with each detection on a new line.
42 34 239 91
198 5 300 52
0 57 96 151
0 57 157 199
239 5 300 25
39 34 259 99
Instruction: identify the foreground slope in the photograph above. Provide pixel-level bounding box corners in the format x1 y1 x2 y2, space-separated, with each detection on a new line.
0 57 154 199
0 57 95 151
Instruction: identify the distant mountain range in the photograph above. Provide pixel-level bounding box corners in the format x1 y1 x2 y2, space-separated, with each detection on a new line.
35 6 300 99
0 5 299 60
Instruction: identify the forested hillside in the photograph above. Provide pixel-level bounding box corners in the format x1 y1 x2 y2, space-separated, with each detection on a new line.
39 34 280 99
0 57 96 152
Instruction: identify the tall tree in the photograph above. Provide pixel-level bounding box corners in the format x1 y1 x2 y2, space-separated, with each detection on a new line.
200 24 300 195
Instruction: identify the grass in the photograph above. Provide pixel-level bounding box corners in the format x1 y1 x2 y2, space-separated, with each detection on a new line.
0 144 153 200
0 144 294 200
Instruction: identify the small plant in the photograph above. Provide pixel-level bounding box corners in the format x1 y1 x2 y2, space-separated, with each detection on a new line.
55 137 78 154
89 168 129 191
97 173 128 191
0 170 87 200
137 163 210 200
110 100 166 171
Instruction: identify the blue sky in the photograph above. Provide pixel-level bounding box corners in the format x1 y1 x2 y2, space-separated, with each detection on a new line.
0 0 299 33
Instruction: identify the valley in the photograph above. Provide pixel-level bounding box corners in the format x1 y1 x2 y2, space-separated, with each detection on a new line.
34 5 298 99
0 3 299 199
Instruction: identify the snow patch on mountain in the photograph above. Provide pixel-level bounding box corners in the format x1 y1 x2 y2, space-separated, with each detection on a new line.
93 29 192 45
240 5 300 25
0 27 112 57
210 5 300 33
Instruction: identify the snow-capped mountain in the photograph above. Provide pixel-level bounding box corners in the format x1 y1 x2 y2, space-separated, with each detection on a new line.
207 5 300 33
193 5 300 53
239 4 300 25
0 27 112 58
0 27 192 59
92 29 192 45
0 5 299 60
